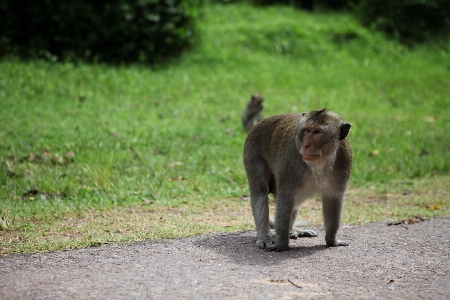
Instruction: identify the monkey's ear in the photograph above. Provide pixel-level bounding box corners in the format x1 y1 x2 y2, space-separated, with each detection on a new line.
339 122 351 141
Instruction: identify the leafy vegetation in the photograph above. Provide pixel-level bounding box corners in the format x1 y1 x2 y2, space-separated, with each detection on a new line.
357 0 450 43
1 2 449 254
0 0 201 64
249 0 450 43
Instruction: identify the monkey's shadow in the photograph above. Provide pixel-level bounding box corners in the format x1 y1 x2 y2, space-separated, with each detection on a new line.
193 229 328 266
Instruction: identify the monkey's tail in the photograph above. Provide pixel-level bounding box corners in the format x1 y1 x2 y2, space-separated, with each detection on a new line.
268 215 309 229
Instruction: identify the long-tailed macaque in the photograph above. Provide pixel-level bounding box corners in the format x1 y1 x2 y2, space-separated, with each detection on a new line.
242 93 264 132
243 109 352 252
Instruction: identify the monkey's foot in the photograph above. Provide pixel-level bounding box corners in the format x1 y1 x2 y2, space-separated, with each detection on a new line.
266 244 290 252
326 240 348 247
289 229 318 239
256 239 275 249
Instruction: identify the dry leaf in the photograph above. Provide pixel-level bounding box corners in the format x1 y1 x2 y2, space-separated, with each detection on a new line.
388 216 428 226
169 177 187 182
419 149 429 156
22 189 39 199
242 195 250 201
7 170 19 178
266 279 286 284
43 149 52 157
369 150 380 156
51 153 64 164
65 151 75 159
426 205 440 210
151 149 166 155
143 199 154 205
169 161 184 167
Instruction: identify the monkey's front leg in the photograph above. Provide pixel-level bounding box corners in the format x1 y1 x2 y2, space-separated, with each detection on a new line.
322 195 348 247
266 194 292 252
251 194 274 249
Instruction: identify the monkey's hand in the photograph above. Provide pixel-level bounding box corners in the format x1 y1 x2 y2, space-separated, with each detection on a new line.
289 228 318 239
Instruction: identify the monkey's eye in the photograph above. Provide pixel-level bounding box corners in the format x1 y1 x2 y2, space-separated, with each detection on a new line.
305 128 320 134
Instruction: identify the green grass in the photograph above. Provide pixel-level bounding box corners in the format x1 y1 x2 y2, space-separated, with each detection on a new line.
1 2 449 254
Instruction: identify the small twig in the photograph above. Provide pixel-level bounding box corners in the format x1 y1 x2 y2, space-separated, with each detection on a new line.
288 279 302 289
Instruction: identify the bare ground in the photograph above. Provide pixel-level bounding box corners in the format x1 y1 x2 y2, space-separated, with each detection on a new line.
1 217 449 299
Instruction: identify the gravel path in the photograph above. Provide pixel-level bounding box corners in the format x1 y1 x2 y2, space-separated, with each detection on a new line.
1 217 449 299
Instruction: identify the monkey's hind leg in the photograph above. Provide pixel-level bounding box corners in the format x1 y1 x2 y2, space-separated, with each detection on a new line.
289 208 318 239
248 173 274 249
290 228 318 239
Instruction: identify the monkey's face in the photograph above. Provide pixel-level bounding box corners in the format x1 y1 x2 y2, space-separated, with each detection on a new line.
250 95 264 111
298 109 349 162
300 126 334 161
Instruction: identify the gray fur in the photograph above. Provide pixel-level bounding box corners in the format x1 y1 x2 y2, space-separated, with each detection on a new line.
243 109 352 251
242 93 264 132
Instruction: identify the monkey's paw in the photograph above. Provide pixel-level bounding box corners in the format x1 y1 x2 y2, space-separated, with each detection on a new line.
289 228 318 239
256 239 275 249
266 243 290 252
326 240 348 247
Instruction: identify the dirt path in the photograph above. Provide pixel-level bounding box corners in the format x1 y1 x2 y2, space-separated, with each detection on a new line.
1 217 449 299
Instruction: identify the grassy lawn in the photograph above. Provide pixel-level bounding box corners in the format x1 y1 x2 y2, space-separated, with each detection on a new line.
1 2 449 254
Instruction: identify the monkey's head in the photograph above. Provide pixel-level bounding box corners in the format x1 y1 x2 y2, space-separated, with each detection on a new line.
297 109 351 162
249 93 264 111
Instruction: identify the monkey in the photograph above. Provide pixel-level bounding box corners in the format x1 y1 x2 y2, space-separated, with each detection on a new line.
243 109 352 252
242 93 264 132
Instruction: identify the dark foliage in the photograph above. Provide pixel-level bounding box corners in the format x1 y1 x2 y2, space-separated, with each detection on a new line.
315 0 361 10
249 0 360 11
357 0 450 43
0 0 202 64
249 0 313 11
247 0 449 43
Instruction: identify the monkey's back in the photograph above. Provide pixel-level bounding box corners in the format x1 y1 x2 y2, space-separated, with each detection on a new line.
244 114 301 168
243 112 352 184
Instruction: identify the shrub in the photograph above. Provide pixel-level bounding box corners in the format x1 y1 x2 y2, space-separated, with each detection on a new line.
249 0 314 10
357 0 450 43
0 0 202 64
315 0 361 10
248 0 360 11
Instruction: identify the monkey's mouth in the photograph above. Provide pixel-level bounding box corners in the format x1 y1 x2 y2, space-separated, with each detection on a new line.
302 154 321 161
302 145 321 161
